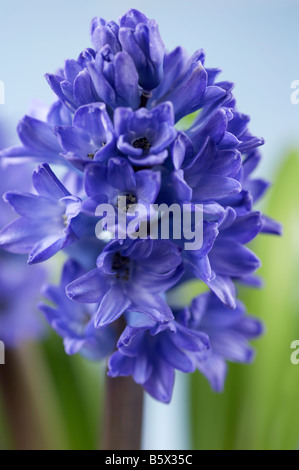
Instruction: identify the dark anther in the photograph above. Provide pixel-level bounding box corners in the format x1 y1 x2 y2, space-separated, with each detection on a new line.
112 253 130 281
125 194 137 208
132 137 151 151
115 193 138 212
87 146 104 160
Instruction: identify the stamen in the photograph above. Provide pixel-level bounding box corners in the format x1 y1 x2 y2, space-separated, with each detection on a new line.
132 137 151 151
115 194 138 212
87 144 105 160
112 253 130 281
62 214 68 227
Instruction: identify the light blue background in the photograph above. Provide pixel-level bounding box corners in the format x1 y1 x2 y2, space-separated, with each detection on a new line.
1 0 298 176
0 0 298 449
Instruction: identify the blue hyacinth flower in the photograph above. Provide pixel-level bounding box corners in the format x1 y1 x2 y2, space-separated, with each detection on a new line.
114 102 177 166
40 259 115 360
108 313 210 403
66 239 184 328
0 164 82 264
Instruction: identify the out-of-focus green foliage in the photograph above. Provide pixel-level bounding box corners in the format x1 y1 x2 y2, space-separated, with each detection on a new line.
176 111 199 131
41 332 104 450
0 334 103 450
0 251 104 450
190 150 299 450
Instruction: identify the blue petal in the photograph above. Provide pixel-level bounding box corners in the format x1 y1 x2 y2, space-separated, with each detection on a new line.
143 359 175 403
211 330 255 363
18 115 61 154
158 332 196 373
210 240 261 277
135 170 161 203
28 236 64 264
132 351 153 384
160 51 208 121
4 192 63 219
32 164 70 199
206 275 237 309
0 218 49 254
171 132 194 170
74 102 114 136
174 323 210 352
45 74 76 112
108 351 135 377
55 126 93 155
91 19 121 54
197 354 227 392
128 151 168 166
260 215 282 235
221 212 262 244
73 69 100 105
66 268 110 303
95 284 131 327
192 174 241 202
129 289 174 323
245 178 270 203
108 158 136 192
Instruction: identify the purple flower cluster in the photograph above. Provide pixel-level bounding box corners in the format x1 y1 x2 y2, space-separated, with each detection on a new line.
0 9 280 402
0 154 46 348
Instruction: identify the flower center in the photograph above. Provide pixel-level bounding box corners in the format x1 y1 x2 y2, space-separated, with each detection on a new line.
115 193 138 213
132 137 151 151
112 253 130 281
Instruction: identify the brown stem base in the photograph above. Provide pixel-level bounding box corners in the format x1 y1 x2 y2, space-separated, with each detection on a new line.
101 374 144 450
0 349 46 449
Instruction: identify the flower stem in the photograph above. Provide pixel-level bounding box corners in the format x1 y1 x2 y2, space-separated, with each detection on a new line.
101 374 144 450
101 318 144 450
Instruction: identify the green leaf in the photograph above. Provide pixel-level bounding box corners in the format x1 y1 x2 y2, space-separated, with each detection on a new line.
41 332 104 450
190 150 299 450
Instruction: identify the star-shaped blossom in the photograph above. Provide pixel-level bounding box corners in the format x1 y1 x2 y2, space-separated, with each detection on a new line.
114 102 177 166
108 312 209 403
40 259 115 360
0 164 82 264
66 239 184 327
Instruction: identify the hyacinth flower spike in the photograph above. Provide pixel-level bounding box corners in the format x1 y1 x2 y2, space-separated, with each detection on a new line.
0 7 281 450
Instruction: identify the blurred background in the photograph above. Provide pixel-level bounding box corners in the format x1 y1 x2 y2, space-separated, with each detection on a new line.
0 0 298 450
